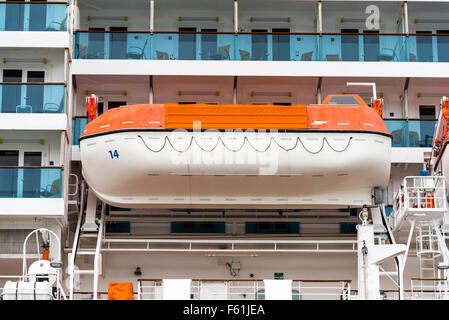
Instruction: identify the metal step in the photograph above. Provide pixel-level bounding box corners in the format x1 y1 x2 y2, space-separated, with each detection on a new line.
76 251 96 255
74 270 95 275
80 233 99 238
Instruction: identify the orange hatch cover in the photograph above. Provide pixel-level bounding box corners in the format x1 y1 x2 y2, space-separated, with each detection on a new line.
164 103 308 130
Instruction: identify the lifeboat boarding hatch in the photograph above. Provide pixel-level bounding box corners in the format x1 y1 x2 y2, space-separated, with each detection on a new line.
388 176 449 299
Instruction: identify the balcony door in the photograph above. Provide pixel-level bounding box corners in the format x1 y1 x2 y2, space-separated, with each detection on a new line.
252 29 268 60
341 29 359 61
419 105 436 147
363 30 379 61
26 71 45 113
272 28 290 61
437 30 449 62
22 151 42 198
29 0 46 31
179 27 197 60
1 69 22 113
0 151 19 197
97 100 126 115
201 29 217 60
1 69 45 113
110 27 128 59
0 150 43 197
88 28 105 59
416 31 433 62
5 0 25 31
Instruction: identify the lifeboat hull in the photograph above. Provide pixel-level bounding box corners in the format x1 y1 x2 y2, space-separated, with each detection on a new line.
80 130 391 209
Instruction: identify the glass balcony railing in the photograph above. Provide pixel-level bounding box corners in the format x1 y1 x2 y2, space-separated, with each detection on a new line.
384 119 437 148
0 83 65 113
73 117 87 145
74 31 449 62
320 34 408 62
0 167 62 198
0 2 67 31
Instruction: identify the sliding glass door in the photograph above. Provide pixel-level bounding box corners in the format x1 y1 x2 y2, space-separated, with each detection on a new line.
272 28 290 61
252 29 268 61
416 31 433 62
0 151 19 197
1 69 22 113
179 27 196 60
341 29 359 61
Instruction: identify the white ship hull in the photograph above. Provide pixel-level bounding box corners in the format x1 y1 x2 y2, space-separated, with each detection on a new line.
80 130 391 209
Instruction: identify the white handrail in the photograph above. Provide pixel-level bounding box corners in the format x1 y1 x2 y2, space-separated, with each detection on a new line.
70 181 85 300
93 203 105 300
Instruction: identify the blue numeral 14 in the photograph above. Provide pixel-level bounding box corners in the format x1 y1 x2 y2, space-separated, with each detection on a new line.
108 150 119 159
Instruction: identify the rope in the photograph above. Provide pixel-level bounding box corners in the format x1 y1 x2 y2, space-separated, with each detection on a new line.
137 134 353 154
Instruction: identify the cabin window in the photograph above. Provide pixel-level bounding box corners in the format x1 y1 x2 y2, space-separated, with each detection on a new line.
327 96 359 105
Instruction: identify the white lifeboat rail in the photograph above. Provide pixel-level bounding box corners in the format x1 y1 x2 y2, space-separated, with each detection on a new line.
389 176 447 232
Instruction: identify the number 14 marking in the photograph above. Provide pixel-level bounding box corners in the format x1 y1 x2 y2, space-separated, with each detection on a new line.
108 150 119 159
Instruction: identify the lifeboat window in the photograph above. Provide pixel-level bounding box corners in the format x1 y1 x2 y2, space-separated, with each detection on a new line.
273 102 291 106
327 96 359 105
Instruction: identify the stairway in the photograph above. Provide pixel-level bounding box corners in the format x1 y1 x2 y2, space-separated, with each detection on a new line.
68 182 105 300
412 221 449 300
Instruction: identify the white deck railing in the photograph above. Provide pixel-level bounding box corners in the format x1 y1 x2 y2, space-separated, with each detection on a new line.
390 176 447 231
137 279 352 300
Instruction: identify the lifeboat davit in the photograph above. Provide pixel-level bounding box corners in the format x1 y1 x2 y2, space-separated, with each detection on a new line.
432 97 449 183
79 94 391 209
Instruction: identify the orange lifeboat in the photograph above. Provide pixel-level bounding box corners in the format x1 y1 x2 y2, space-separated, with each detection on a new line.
79 94 391 209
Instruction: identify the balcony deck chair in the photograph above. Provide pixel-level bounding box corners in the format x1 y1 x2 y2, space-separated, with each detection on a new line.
409 131 419 147
76 44 88 59
301 51 313 61
210 45 230 60
156 50 169 60
326 54 340 61
43 98 64 113
239 49 250 61
41 178 61 198
45 16 67 31
378 48 395 61
409 53 417 62
391 129 403 147
126 38 149 60
16 105 32 113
